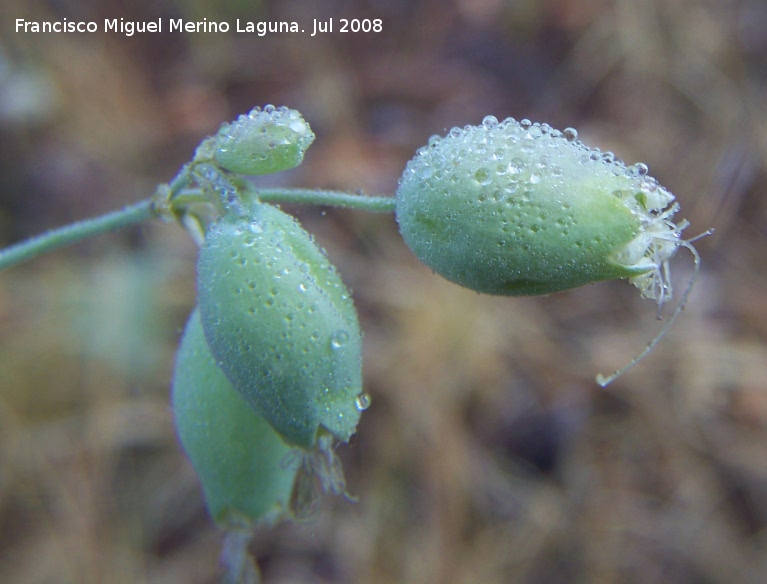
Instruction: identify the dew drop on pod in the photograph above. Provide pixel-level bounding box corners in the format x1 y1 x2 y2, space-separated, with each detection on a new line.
172 309 298 528
395 116 706 385
197 201 364 449
208 105 315 175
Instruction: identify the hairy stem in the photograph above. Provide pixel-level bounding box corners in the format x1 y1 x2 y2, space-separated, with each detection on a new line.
0 199 155 271
0 187 394 271
254 188 396 213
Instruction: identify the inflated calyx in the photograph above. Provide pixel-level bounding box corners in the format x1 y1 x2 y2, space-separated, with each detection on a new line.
172 309 298 528
395 116 688 301
197 202 364 449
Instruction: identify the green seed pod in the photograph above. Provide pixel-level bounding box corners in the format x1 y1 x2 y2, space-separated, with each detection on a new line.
197 202 364 449
395 117 687 300
171 309 298 528
212 105 315 175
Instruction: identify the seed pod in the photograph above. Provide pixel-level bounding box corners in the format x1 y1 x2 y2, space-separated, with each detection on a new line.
197 202 364 449
171 309 298 528
212 105 315 175
395 117 687 300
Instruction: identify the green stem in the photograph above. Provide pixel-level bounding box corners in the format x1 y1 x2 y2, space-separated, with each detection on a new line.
254 188 396 213
0 186 394 271
0 199 155 271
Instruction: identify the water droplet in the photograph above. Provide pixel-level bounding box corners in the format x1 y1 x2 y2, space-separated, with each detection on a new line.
507 159 523 175
355 393 372 411
474 168 492 186
563 127 578 142
521 138 536 152
330 330 350 349
628 162 649 177
482 115 498 128
234 219 248 232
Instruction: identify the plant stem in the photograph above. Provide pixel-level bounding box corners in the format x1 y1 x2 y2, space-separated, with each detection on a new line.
0 187 394 271
254 188 396 213
0 199 155 271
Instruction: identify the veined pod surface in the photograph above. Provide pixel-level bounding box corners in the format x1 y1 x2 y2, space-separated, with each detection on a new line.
172 309 298 528
197 202 364 449
212 105 315 175
395 117 687 299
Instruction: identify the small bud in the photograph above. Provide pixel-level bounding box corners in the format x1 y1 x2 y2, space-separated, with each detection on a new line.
212 105 315 175
197 202 364 448
171 309 298 528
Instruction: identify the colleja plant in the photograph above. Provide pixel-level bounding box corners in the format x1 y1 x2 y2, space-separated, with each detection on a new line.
0 105 707 578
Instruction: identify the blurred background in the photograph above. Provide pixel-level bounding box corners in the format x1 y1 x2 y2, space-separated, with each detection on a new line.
1 0 766 582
